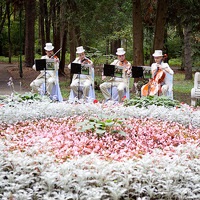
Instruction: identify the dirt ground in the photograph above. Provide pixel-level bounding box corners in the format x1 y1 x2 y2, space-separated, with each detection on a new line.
0 62 192 105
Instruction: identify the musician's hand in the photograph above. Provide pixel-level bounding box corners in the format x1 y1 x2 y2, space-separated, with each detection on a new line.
102 76 106 80
126 69 131 75
54 57 59 63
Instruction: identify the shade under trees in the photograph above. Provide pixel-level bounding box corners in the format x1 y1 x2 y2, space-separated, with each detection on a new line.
0 0 200 79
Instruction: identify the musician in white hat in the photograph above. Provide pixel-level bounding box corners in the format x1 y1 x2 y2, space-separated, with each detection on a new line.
151 50 174 96
68 46 94 100
100 48 131 102
30 43 59 95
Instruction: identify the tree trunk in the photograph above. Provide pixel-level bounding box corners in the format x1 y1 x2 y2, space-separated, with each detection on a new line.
39 0 46 55
44 0 50 43
60 29 67 75
59 1 68 75
6 0 11 63
0 1 7 35
25 0 36 67
111 40 121 55
69 24 76 63
183 25 192 80
132 0 144 91
152 0 168 63
132 0 143 66
51 0 60 52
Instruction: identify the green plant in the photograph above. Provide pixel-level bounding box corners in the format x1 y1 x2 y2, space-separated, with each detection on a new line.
124 95 181 108
76 116 126 138
15 92 42 101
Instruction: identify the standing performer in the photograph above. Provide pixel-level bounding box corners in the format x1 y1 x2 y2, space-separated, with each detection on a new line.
141 50 174 97
100 48 132 102
30 43 59 95
68 46 94 100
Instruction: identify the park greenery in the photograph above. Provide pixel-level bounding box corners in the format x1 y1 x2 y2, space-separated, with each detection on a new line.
0 0 200 199
0 0 200 79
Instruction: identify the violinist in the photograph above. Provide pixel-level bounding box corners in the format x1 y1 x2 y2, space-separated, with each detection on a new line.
100 48 131 102
68 46 94 100
141 50 174 97
30 43 59 95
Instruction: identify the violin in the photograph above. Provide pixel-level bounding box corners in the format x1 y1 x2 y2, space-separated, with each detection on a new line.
81 58 92 65
141 64 166 96
117 60 132 76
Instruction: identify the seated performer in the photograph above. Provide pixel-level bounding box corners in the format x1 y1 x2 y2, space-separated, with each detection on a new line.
141 50 174 97
100 48 132 102
30 43 59 95
68 46 94 100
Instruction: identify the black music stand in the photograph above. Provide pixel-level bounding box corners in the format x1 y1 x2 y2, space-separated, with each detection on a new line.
103 64 115 77
103 64 116 99
71 63 90 99
35 59 49 95
131 66 144 78
131 66 144 97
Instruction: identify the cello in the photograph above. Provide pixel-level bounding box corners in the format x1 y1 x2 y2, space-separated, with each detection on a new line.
141 64 166 96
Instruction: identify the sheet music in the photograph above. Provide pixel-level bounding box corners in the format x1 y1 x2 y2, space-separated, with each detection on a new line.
115 65 123 78
46 59 55 70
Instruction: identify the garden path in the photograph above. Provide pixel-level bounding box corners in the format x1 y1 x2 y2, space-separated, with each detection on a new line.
0 62 36 95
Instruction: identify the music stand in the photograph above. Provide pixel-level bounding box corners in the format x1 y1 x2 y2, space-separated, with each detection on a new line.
103 64 116 99
114 66 123 78
71 63 81 74
131 66 144 78
35 59 49 94
103 64 115 76
81 64 90 75
131 66 144 97
46 59 55 70
35 59 46 71
71 63 91 99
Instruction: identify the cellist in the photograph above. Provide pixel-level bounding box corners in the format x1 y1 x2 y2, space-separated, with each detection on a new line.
141 50 174 97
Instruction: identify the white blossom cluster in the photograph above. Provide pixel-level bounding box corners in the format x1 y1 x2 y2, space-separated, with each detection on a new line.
0 141 200 199
0 100 199 128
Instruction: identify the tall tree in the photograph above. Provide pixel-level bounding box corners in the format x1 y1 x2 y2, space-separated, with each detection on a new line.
152 0 168 57
24 0 36 67
59 0 68 75
183 24 192 80
51 0 60 52
6 0 11 63
0 0 7 35
39 0 46 55
168 0 200 80
132 0 143 65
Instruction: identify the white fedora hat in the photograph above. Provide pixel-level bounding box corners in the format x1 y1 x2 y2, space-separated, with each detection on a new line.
44 43 54 51
76 46 85 54
116 48 126 55
152 50 163 57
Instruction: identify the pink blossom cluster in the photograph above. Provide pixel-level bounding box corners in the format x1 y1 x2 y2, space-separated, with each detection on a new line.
1 116 199 162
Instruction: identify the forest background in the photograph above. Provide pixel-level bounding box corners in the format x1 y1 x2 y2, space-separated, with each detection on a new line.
0 0 199 81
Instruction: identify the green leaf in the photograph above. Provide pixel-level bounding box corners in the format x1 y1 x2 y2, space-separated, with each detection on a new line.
96 129 106 135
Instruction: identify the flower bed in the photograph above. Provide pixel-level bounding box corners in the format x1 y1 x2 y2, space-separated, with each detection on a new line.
0 99 200 199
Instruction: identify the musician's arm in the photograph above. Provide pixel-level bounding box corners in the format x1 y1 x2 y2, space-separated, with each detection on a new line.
151 64 157 78
161 63 174 75
67 58 79 70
